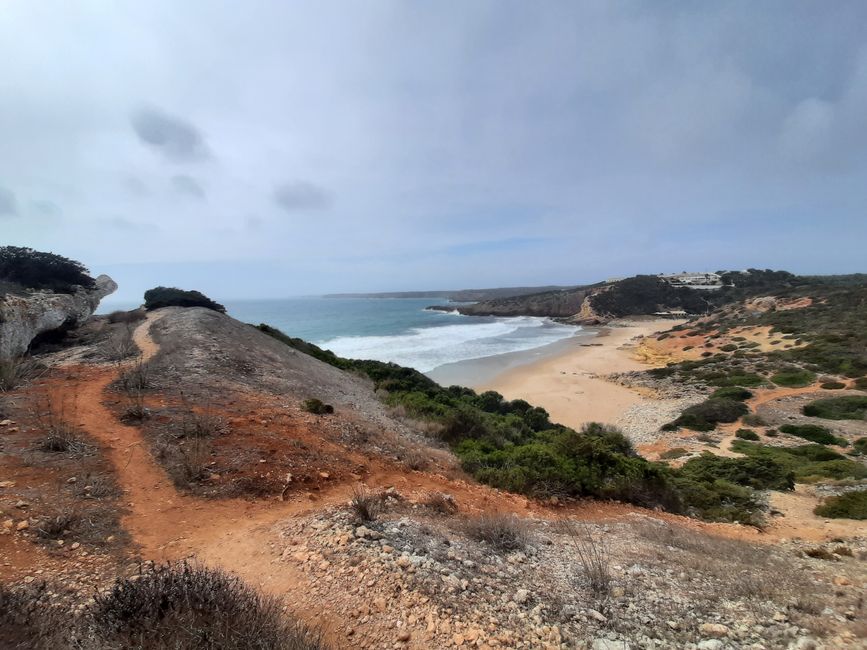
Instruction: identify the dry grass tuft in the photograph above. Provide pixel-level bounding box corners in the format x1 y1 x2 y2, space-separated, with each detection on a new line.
349 485 381 523
560 519 611 598
463 512 530 552
424 491 458 515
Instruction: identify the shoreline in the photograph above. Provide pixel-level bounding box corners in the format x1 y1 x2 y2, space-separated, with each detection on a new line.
472 318 679 431
424 325 597 387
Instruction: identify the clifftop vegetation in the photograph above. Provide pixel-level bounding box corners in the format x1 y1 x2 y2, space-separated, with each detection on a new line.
143 287 226 313
0 246 96 294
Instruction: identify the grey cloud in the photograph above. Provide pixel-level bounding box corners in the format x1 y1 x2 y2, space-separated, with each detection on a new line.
171 174 206 199
124 176 151 197
0 186 18 217
273 181 331 212
131 107 210 162
31 200 61 217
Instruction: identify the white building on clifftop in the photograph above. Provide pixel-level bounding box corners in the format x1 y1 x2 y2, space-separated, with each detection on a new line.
658 272 723 290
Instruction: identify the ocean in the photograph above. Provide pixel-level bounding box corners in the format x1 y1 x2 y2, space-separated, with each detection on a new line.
99 296 581 375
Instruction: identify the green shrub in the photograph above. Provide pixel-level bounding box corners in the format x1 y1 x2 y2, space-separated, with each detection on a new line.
680 452 794 491
803 396 867 420
779 424 846 446
765 428 778 437
731 440 867 482
852 437 867 456
854 377 867 389
143 287 225 312
662 398 748 432
719 344 738 352
660 447 688 460
741 413 766 426
711 386 753 401
708 373 765 387
820 381 846 390
0 246 95 292
771 369 816 387
302 398 333 415
735 429 760 441
814 491 867 520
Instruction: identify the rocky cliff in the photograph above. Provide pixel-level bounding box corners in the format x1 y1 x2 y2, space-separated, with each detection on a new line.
0 275 117 359
429 286 598 319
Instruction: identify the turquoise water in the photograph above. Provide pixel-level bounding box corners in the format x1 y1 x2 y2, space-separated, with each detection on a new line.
99 296 580 373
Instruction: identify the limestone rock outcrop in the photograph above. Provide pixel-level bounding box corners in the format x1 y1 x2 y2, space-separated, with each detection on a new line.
0 275 117 359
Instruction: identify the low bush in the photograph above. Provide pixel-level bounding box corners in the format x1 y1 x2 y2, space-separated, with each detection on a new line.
302 398 334 415
143 287 225 312
852 437 867 456
708 372 765 387
741 413 766 426
731 440 867 482
679 453 794 491
0 357 42 392
779 424 846 446
814 491 867 520
711 386 753 401
88 562 324 649
659 447 688 460
662 398 748 432
0 583 68 649
106 309 146 325
854 377 867 389
765 428 778 437
463 513 529 552
735 428 760 440
771 369 816 387
719 343 738 352
423 492 458 515
803 395 867 420
820 381 846 390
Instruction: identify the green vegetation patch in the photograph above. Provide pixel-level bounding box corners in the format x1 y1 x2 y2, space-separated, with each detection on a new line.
0 245 95 293
814 491 867 520
731 440 867 482
258 323 769 524
144 287 226 312
662 398 748 432
820 381 846 390
711 386 753 401
770 369 816 387
779 424 846 446
735 428 760 441
803 395 867 420
679 453 794 491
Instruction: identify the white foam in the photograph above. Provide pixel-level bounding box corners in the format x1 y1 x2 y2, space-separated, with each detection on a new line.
318 317 580 372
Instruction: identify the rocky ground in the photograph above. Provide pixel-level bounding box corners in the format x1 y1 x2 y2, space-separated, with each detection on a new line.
277 494 866 649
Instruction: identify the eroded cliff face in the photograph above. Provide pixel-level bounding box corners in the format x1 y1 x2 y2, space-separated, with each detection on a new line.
0 275 117 359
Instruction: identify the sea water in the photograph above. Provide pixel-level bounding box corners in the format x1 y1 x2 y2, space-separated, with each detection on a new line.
99 296 580 374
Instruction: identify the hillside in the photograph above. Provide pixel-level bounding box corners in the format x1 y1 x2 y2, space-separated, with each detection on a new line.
1 275 866 648
435 270 811 322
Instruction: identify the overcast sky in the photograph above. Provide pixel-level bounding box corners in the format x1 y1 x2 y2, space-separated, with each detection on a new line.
2 1 867 301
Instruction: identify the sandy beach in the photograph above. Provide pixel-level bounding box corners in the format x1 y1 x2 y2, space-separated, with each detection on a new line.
475 318 678 431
